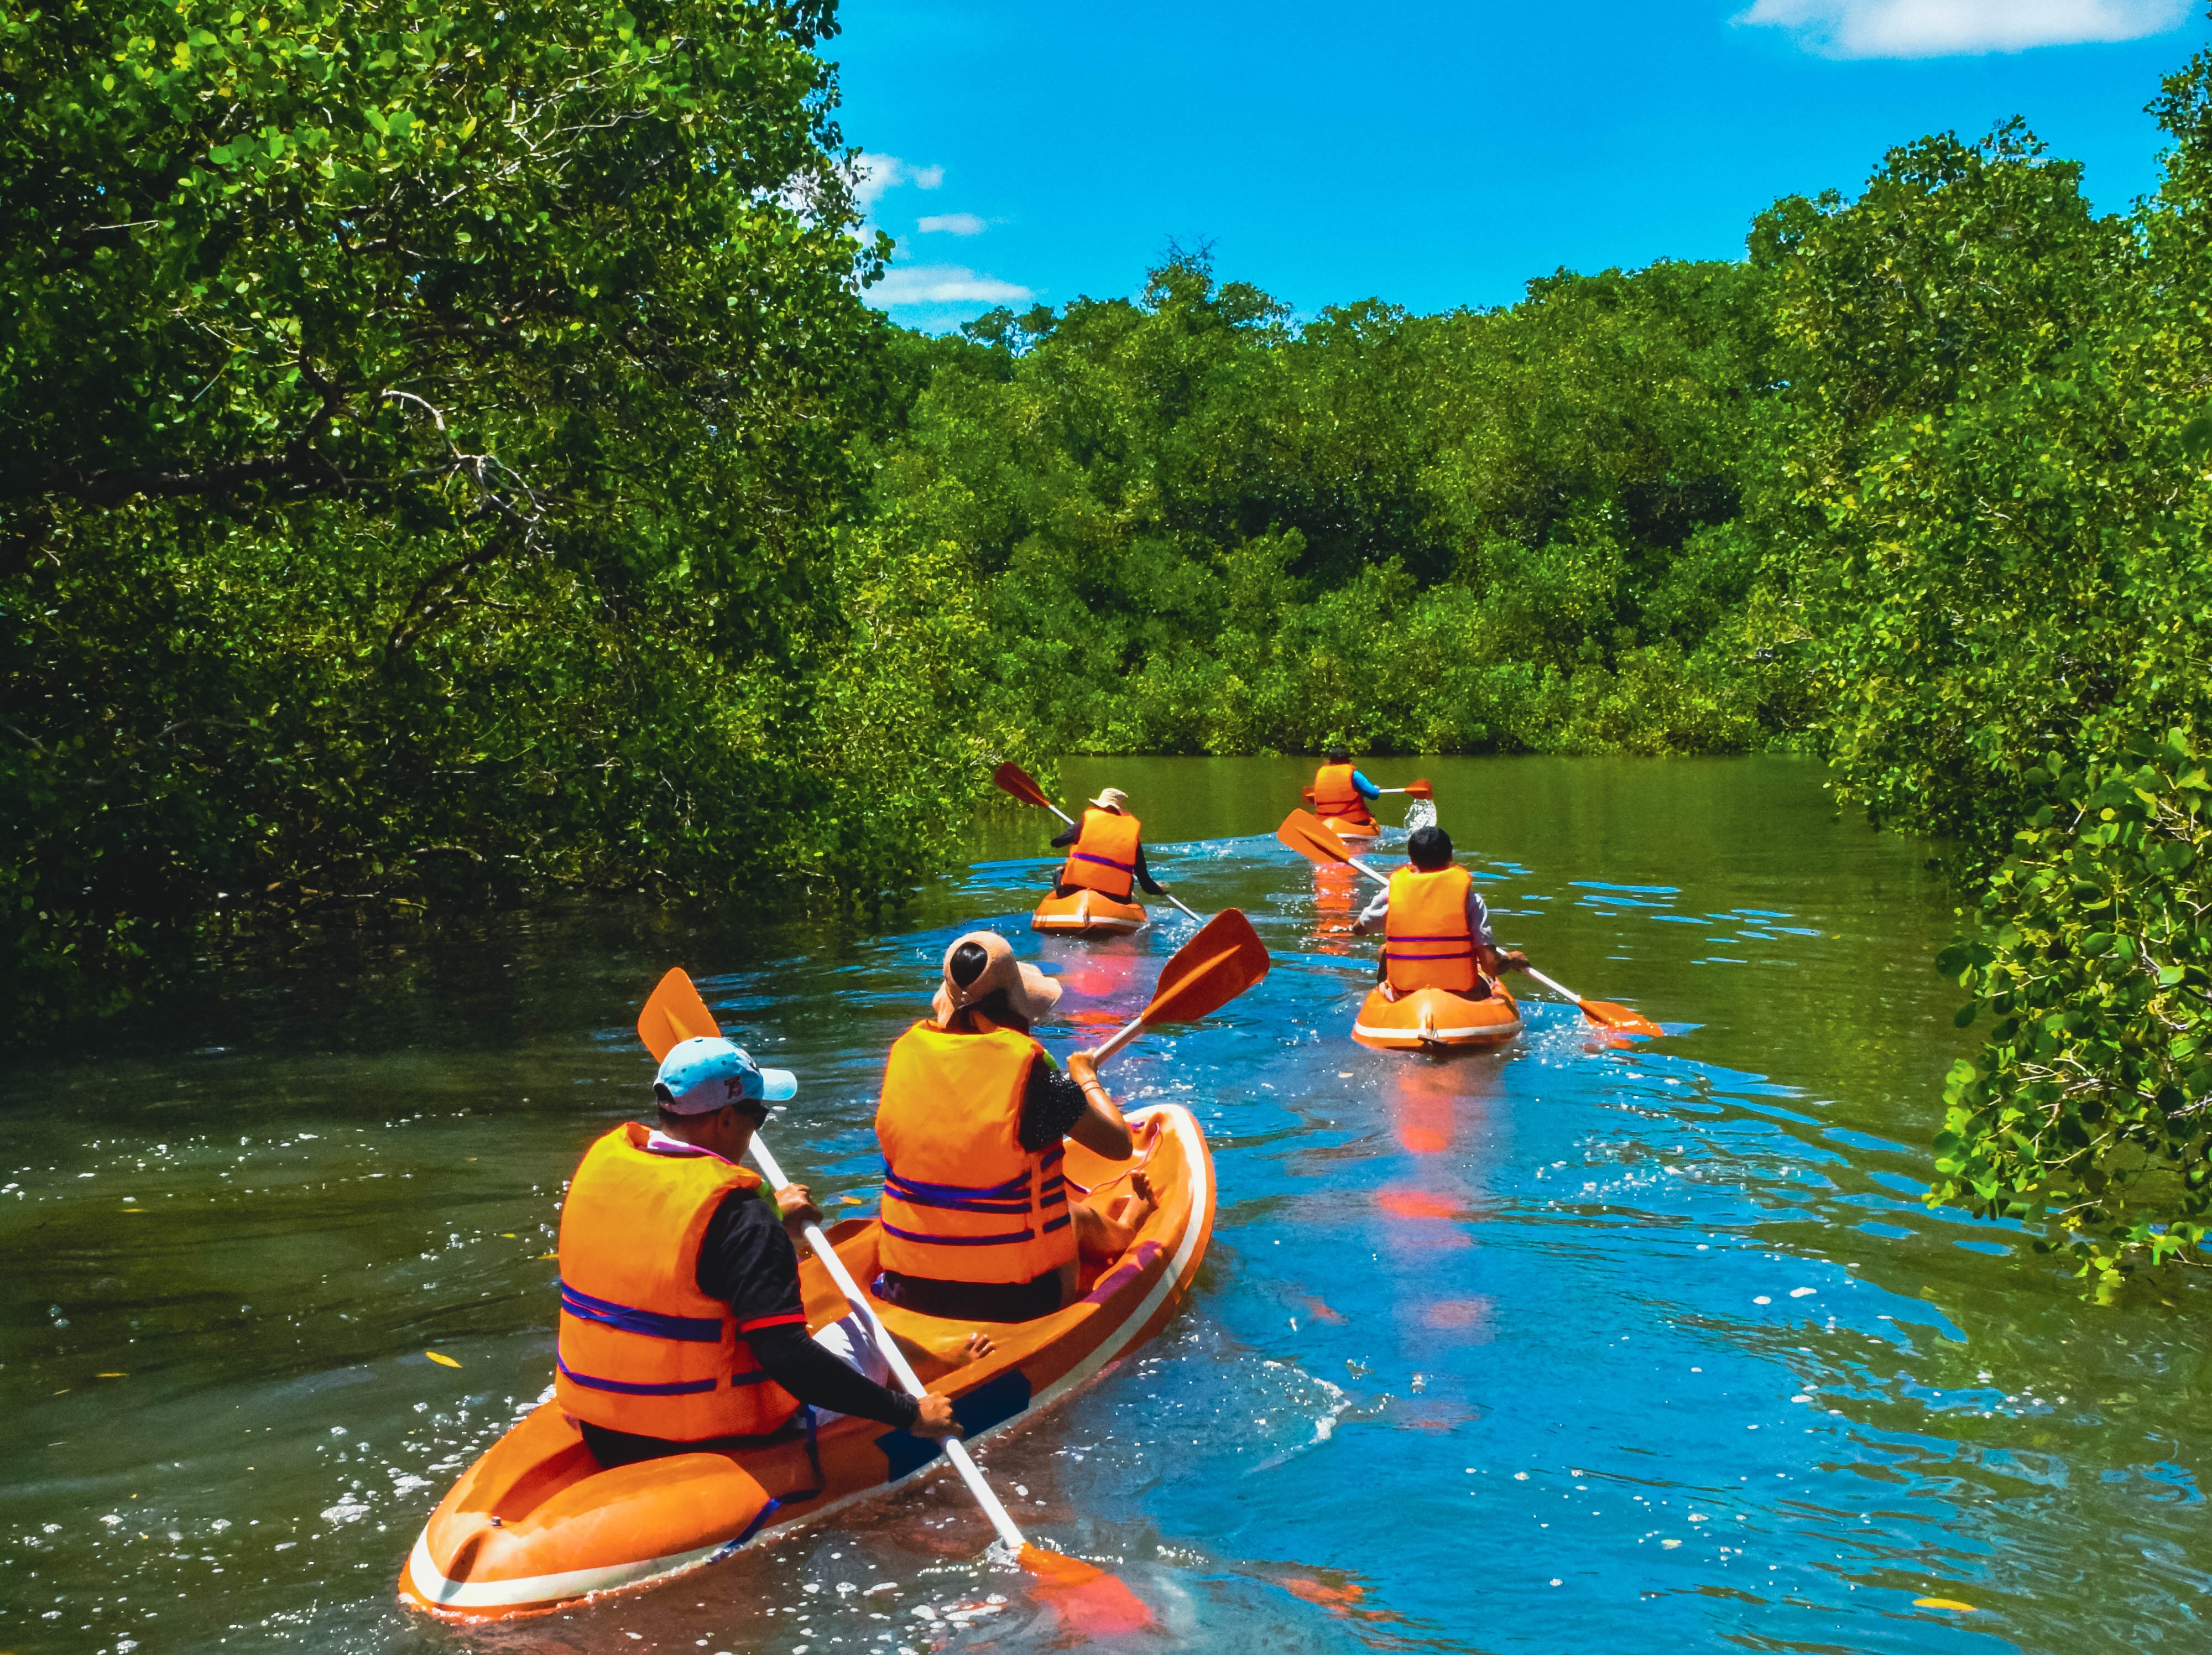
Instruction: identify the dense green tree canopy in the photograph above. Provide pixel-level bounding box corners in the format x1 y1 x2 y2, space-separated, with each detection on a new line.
0 0 983 1034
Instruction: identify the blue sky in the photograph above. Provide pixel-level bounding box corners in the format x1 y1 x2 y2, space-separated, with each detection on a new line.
828 0 2212 331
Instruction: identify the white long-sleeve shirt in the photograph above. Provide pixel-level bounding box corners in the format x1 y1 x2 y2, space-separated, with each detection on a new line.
1354 877 1496 950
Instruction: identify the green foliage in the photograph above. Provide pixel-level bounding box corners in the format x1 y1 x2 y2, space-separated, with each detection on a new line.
1761 77 2212 1283
1933 731 2212 1287
0 0 975 1037
861 252 1783 760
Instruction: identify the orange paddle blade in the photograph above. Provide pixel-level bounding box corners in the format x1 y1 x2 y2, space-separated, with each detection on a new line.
1577 998 1665 1038
1140 908 1270 1027
637 967 722 1060
1276 809 1356 867
1019 1544 1153 1635
991 761 1057 812
1405 778 1434 799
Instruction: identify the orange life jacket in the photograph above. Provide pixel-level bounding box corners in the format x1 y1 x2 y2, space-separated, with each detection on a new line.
1385 865 1479 993
1061 807 1142 900
874 1021 1078 1286
1313 763 1373 825
554 1122 801 1441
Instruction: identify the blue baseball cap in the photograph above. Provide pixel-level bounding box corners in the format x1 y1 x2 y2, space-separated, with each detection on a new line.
653 1037 799 1116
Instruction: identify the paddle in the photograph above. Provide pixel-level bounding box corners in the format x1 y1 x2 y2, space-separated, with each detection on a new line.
1301 778 1433 803
1272 810 1663 1038
634 969 1151 1634
1085 908 1271 1064
990 761 1206 925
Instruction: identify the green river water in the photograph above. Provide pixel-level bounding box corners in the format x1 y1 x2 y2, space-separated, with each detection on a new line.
2 755 2206 1653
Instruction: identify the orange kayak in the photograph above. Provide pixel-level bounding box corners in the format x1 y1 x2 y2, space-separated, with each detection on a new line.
1319 815 1381 841
1352 981 1521 1051
399 1105 1214 1621
1030 887 1147 936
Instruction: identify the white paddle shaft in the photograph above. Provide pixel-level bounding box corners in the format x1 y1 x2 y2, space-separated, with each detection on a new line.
1519 965 1588 1007
742 1131 1031 1557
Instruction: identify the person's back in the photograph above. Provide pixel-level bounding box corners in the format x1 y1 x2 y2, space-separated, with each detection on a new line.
1352 825 1528 999
557 1035 969 1469
875 933 1152 1323
1050 788 1165 901
1312 747 1374 825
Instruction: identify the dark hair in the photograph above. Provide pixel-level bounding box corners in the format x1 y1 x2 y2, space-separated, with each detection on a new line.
1324 745 1350 764
1407 824 1454 869
948 941 990 988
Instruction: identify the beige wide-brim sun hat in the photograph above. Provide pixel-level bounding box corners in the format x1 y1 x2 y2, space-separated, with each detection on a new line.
931 930 1063 1027
1089 787 1130 811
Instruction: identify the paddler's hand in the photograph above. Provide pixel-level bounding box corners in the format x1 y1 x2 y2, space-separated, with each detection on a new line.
1494 949 1531 974
911 1393 962 1439
774 1183 823 1232
1067 1052 1104 1094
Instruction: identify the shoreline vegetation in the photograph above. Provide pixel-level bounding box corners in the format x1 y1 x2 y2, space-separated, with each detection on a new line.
6 0 2212 1285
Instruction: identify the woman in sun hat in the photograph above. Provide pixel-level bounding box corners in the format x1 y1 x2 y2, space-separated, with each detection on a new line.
872 932 1155 1323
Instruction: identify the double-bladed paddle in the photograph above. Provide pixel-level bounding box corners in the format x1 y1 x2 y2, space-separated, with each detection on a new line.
990 761 1207 925
1273 809 1663 1039
635 968 1151 1635
1301 778 1434 804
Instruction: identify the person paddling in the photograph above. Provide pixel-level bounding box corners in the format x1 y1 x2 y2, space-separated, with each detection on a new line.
1350 824 1530 997
1049 788 1167 902
874 933 1157 1324
1311 746 1381 828
556 1039 987 1470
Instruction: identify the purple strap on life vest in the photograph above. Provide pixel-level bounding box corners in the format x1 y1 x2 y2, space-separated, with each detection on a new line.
880 1219 1039 1246
560 1281 726 1343
1072 849 1136 873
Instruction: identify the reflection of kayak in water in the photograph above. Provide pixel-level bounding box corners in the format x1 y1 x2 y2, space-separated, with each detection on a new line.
1352 981 1521 1050
400 1106 1214 1621
1031 887 1146 936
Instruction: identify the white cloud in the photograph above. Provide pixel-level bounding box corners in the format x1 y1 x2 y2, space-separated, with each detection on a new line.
870 264 1034 306
848 152 946 213
916 212 989 236
1739 0 2189 56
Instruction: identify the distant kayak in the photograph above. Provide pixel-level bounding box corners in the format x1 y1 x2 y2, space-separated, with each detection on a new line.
1319 815 1382 842
1352 981 1521 1051
399 1105 1215 1621
1031 887 1147 936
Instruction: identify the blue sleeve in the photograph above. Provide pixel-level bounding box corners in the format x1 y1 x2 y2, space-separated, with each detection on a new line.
1351 771 1381 798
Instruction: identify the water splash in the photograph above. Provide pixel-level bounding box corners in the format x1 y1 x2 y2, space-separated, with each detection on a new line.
1403 799 1438 832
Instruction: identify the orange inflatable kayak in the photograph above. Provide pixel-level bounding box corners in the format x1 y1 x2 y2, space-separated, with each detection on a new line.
1319 815 1382 842
1352 981 1522 1050
1030 887 1147 936
399 1105 1214 1621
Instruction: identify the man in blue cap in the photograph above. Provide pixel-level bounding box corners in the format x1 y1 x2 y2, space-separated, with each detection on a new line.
555 1037 984 1468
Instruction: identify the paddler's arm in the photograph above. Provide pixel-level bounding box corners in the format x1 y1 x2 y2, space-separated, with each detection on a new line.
1133 843 1167 898
701 1190 962 1438
1049 821 1080 849
1021 1049 1131 1160
1351 769 1382 799
1063 1052 1134 1159
1467 885 1528 975
1349 887 1389 935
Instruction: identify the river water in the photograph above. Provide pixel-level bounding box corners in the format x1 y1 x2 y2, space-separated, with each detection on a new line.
3 756 2205 1654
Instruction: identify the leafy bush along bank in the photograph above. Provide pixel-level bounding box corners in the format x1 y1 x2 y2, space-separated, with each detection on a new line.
1761 72 2212 1284
2 0 995 1034
855 257 1786 761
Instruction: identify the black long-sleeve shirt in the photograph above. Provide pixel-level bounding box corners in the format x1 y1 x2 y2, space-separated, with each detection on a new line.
1049 820 1166 896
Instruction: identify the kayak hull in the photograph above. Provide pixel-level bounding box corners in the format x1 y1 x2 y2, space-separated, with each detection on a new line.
1352 982 1521 1050
1031 887 1147 936
1319 815 1381 841
398 1104 1214 1622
